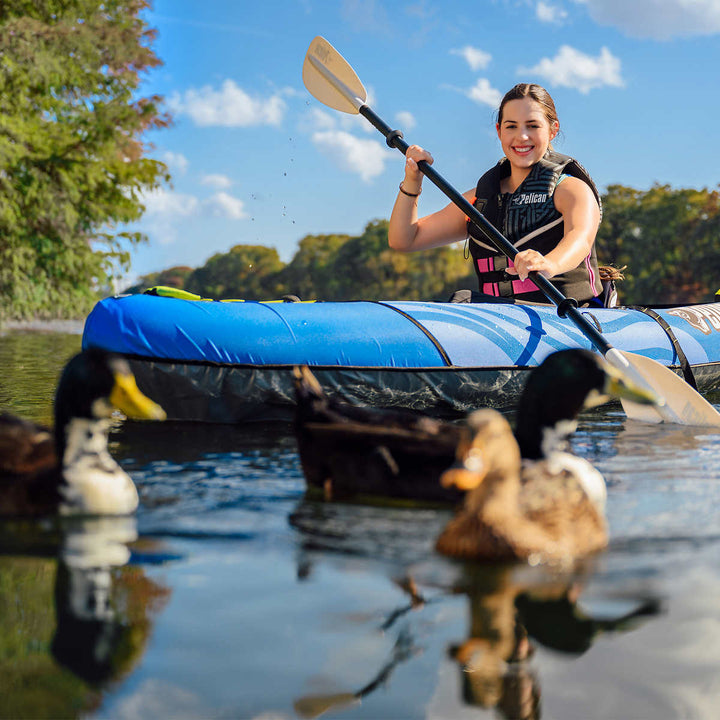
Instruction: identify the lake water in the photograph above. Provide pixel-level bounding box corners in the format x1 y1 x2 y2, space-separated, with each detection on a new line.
2 326 720 719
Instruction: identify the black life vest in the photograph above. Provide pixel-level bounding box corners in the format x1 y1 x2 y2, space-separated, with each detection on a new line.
467 150 603 304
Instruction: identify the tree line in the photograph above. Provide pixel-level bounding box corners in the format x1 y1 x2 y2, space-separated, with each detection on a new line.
129 184 720 307
0 2 718 321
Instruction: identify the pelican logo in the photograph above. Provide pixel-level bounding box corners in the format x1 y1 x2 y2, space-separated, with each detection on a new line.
667 305 720 336
513 192 548 205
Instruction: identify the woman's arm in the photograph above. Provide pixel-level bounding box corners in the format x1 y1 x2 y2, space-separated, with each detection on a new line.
388 145 472 252
508 176 600 281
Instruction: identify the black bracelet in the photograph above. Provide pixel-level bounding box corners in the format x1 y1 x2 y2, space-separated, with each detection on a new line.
399 182 421 197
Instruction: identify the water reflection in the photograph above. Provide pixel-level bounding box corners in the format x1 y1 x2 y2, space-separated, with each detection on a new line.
289 497 663 719
448 564 662 719
53 517 148 685
294 626 422 719
0 516 169 717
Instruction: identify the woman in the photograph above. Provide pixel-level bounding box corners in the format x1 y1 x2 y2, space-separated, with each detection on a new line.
388 83 603 305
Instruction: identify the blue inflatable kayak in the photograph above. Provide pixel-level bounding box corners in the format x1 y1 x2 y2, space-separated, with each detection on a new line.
82 294 720 422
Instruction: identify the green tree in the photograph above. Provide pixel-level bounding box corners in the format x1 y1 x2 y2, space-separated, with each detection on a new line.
275 232 350 300
0 0 170 320
326 219 475 301
123 265 193 294
187 244 285 300
596 184 720 304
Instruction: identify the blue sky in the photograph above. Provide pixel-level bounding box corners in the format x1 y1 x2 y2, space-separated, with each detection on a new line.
125 0 720 284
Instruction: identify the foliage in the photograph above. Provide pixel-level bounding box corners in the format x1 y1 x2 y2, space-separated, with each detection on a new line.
129 185 719 306
187 245 285 300
147 220 476 302
0 0 170 320
319 219 474 301
274 232 350 300
596 184 720 304
123 265 193 294
0 554 170 718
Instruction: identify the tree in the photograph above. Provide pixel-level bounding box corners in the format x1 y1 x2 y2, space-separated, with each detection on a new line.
123 265 193 294
0 0 170 320
275 232 350 300
187 245 285 300
596 184 720 304
326 219 475 301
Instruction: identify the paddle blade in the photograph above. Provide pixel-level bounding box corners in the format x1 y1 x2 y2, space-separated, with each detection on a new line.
303 36 367 114
605 348 720 427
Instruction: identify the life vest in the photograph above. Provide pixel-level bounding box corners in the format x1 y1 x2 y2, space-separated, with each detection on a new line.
467 150 603 304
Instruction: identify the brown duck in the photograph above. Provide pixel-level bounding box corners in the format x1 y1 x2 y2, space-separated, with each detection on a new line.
293 364 464 503
293 349 656 512
435 407 610 563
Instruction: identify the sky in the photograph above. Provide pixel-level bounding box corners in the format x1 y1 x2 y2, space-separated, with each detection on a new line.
124 0 720 285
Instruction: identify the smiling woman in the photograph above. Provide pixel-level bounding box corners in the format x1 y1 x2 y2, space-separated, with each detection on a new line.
388 83 604 308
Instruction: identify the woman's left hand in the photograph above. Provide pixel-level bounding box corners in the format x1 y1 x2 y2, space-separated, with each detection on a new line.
506 249 559 281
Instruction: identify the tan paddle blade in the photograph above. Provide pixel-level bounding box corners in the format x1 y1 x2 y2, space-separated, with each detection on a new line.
605 348 720 427
303 36 367 114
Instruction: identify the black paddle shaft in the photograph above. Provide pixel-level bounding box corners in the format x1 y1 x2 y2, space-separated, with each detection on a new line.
358 104 613 356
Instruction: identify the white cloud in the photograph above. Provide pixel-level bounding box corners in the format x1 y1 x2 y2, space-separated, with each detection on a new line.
141 188 199 218
519 45 624 93
395 111 416 130
451 45 492 71
137 187 247 246
138 188 199 245
301 104 372 138
169 79 286 127
311 130 392 182
302 107 336 133
160 151 189 175
201 173 233 189
536 1 568 24
466 78 503 108
204 192 247 220
573 0 720 39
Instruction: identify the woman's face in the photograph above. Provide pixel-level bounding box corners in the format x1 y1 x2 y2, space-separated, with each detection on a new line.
496 97 558 170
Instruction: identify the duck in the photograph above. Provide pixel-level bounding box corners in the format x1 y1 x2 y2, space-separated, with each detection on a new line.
293 364 464 503
434 407 610 563
293 349 656 507
0 348 166 516
435 349 658 563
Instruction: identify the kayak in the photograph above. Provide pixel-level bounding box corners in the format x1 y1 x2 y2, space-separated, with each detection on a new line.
82 293 720 422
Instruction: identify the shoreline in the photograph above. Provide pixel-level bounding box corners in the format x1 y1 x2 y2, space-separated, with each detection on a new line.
1 319 86 335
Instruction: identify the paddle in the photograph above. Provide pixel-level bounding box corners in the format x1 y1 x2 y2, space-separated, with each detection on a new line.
302 35 720 427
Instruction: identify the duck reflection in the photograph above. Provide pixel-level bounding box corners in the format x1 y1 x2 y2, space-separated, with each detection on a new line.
448 564 662 719
290 499 662 719
51 516 164 686
0 517 170 715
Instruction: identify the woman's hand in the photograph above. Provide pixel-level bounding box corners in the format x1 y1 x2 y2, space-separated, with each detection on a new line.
403 145 433 193
506 249 559 281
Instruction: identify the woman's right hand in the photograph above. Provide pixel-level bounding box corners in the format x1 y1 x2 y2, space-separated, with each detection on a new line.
403 145 433 191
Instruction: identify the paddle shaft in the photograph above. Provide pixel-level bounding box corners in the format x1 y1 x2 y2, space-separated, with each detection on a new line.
358 104 614 356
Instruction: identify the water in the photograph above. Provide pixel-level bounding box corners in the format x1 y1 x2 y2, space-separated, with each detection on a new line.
2 327 720 719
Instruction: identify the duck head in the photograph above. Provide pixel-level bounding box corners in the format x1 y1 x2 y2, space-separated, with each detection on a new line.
54 349 165 515
440 409 521 496
514 349 658 460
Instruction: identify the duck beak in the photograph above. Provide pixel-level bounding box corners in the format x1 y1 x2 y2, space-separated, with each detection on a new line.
441 467 484 491
110 371 167 420
441 448 488 491
601 364 662 408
